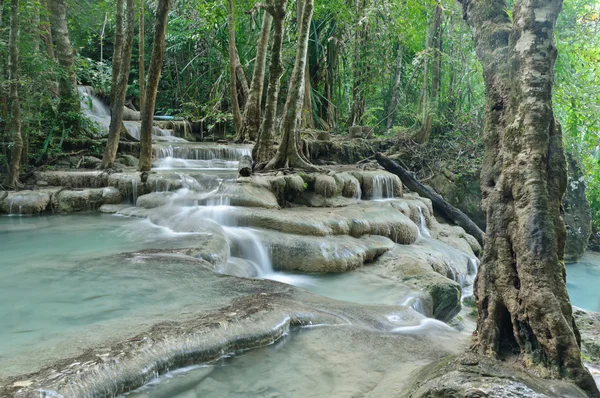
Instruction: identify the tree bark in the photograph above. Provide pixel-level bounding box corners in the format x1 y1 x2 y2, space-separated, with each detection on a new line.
264 0 318 171
322 28 339 130
3 0 22 188
239 10 272 143
386 44 403 131
138 0 170 172
375 153 484 246
460 0 599 395
227 0 243 139
430 1 442 106
348 0 368 127
138 0 145 114
297 0 314 129
102 0 135 168
48 0 79 132
252 1 286 165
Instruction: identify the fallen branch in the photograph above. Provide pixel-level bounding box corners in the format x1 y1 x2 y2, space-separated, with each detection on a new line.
375 152 485 247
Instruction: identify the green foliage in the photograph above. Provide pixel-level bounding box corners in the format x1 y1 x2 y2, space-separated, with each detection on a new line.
554 0 600 230
76 56 112 93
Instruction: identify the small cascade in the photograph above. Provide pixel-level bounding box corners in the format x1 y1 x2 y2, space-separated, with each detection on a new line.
416 206 431 238
153 144 253 170
462 257 480 300
224 227 273 277
371 175 396 200
401 296 427 316
154 145 252 161
131 178 138 205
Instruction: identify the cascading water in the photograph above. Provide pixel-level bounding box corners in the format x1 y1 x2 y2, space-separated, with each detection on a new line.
78 86 172 140
371 175 396 200
153 144 253 170
416 206 431 238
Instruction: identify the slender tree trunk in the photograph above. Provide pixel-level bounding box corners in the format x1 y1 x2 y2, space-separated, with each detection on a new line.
264 0 318 171
102 0 135 168
430 1 442 107
252 2 285 164
322 28 339 130
48 0 79 133
297 0 314 129
138 0 145 114
227 0 243 139
239 11 272 143
138 0 170 172
386 44 403 131
348 0 367 127
460 0 599 395
110 0 125 111
3 0 22 188
235 48 249 103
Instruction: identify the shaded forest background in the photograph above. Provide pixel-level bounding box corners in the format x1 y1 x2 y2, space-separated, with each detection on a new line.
0 0 599 224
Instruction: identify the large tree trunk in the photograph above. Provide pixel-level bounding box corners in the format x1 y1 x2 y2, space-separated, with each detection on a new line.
239 10 272 143
386 44 403 131
227 0 243 139
3 0 22 189
48 0 79 132
101 0 135 168
138 0 170 172
252 1 286 165
264 0 318 171
460 0 599 395
138 0 145 114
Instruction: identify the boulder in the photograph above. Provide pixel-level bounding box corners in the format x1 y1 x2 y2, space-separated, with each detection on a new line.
108 172 144 204
259 232 395 273
398 353 589 398
0 191 51 215
116 154 139 168
573 307 600 367
52 187 122 213
564 153 592 263
202 179 280 209
34 170 109 188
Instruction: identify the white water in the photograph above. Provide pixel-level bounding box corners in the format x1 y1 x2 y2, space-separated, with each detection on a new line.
371 175 396 200
78 86 172 140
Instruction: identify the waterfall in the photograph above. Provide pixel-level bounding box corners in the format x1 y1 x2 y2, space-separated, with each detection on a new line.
416 206 431 238
78 85 172 140
371 175 396 200
153 144 253 170
224 227 273 276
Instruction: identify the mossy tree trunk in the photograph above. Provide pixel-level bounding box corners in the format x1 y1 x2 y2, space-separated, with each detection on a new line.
3 0 22 189
101 0 135 169
348 0 368 127
138 0 170 172
48 0 79 134
264 0 318 171
239 10 272 143
227 0 243 139
460 0 600 395
252 0 286 165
